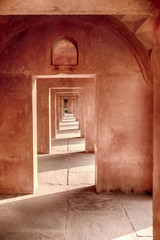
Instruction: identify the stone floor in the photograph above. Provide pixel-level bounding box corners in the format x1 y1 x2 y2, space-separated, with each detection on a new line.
0 113 153 240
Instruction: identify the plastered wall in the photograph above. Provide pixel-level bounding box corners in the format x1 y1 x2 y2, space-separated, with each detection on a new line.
0 16 153 193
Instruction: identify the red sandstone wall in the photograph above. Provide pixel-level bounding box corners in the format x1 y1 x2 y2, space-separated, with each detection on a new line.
37 86 51 154
51 91 56 138
0 0 152 15
0 16 153 193
0 75 35 193
153 12 160 240
67 98 74 114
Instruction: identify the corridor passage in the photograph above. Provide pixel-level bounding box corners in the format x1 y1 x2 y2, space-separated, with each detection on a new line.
38 113 95 191
0 114 153 240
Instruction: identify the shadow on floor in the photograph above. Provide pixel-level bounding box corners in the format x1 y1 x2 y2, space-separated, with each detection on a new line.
0 187 153 240
38 152 94 173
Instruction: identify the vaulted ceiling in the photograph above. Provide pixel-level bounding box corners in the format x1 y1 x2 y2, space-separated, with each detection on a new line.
114 14 154 52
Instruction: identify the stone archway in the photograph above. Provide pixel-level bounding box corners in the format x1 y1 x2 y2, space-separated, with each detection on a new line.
0 16 152 195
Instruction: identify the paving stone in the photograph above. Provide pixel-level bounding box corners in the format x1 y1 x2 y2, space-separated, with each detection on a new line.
0 114 152 240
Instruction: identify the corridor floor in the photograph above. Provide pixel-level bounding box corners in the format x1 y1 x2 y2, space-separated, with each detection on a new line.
0 114 153 240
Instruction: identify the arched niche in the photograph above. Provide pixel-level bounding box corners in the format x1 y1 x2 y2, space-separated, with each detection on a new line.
51 37 78 66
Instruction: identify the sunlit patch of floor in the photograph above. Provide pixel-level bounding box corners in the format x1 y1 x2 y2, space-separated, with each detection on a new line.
0 113 153 240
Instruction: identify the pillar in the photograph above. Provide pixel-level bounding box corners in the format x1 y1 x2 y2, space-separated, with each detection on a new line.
73 98 76 116
153 12 160 240
0 75 37 193
60 96 64 121
37 87 51 154
51 90 56 138
56 95 60 131
68 98 74 113
85 81 96 153
79 93 85 138
75 96 79 121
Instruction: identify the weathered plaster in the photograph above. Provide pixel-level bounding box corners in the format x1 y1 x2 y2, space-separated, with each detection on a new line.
0 0 152 15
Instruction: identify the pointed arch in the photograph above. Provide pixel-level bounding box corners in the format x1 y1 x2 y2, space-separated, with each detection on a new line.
51 36 78 66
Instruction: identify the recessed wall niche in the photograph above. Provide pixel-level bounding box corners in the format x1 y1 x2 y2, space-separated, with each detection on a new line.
51 37 78 66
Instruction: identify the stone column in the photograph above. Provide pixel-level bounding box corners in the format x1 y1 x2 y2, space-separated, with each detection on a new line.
51 90 56 138
85 81 96 153
68 98 74 113
0 75 37 193
60 96 64 121
37 87 51 154
79 93 85 138
75 96 79 121
73 98 76 117
153 12 160 240
56 95 60 131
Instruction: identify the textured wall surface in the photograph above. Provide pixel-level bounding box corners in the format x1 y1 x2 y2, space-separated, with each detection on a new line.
67 98 75 114
51 91 56 138
0 0 152 15
0 16 153 193
153 13 160 240
0 75 35 193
